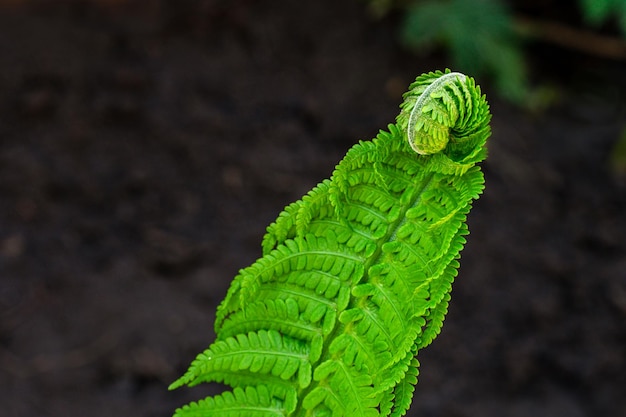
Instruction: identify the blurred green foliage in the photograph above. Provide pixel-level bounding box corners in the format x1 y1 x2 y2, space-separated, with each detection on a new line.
401 0 525 102
363 0 626 104
579 0 626 35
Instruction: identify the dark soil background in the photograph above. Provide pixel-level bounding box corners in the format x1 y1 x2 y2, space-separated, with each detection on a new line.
1 1 625 416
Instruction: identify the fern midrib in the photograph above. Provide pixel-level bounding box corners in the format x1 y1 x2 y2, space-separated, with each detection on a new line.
293 167 436 416
259 283 336 310
256 250 364 280
370 282 409 341
208 346 308 363
360 305 397 351
220 316 321 340
211 403 284 416
309 219 375 241
346 201 390 223
335 359 371 413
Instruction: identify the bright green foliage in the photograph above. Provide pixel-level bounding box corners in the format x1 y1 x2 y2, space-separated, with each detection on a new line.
170 70 492 417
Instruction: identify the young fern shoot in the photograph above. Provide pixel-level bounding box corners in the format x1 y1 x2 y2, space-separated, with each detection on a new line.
170 69 492 417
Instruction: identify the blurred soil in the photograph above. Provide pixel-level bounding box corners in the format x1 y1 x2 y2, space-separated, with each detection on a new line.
0 1 625 416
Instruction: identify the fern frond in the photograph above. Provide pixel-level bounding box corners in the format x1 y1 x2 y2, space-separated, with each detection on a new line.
262 180 337 254
218 298 318 341
304 359 381 417
171 70 491 417
173 385 285 417
170 330 311 391
388 356 420 417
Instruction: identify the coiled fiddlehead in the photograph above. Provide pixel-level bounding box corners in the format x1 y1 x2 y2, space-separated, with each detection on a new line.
169 69 491 417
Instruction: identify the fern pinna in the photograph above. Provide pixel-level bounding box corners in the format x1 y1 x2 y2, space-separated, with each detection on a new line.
169 70 492 417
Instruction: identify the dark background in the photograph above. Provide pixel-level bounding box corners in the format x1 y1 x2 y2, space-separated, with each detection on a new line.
1 1 625 416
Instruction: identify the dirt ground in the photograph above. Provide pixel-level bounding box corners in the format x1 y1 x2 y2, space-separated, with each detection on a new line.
0 1 625 416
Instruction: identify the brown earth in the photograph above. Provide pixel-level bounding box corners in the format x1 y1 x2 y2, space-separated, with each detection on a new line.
0 1 625 416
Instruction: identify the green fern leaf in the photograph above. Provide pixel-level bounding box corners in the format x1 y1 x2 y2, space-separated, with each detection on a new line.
171 70 492 416
169 330 311 393
389 356 420 417
173 385 285 417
